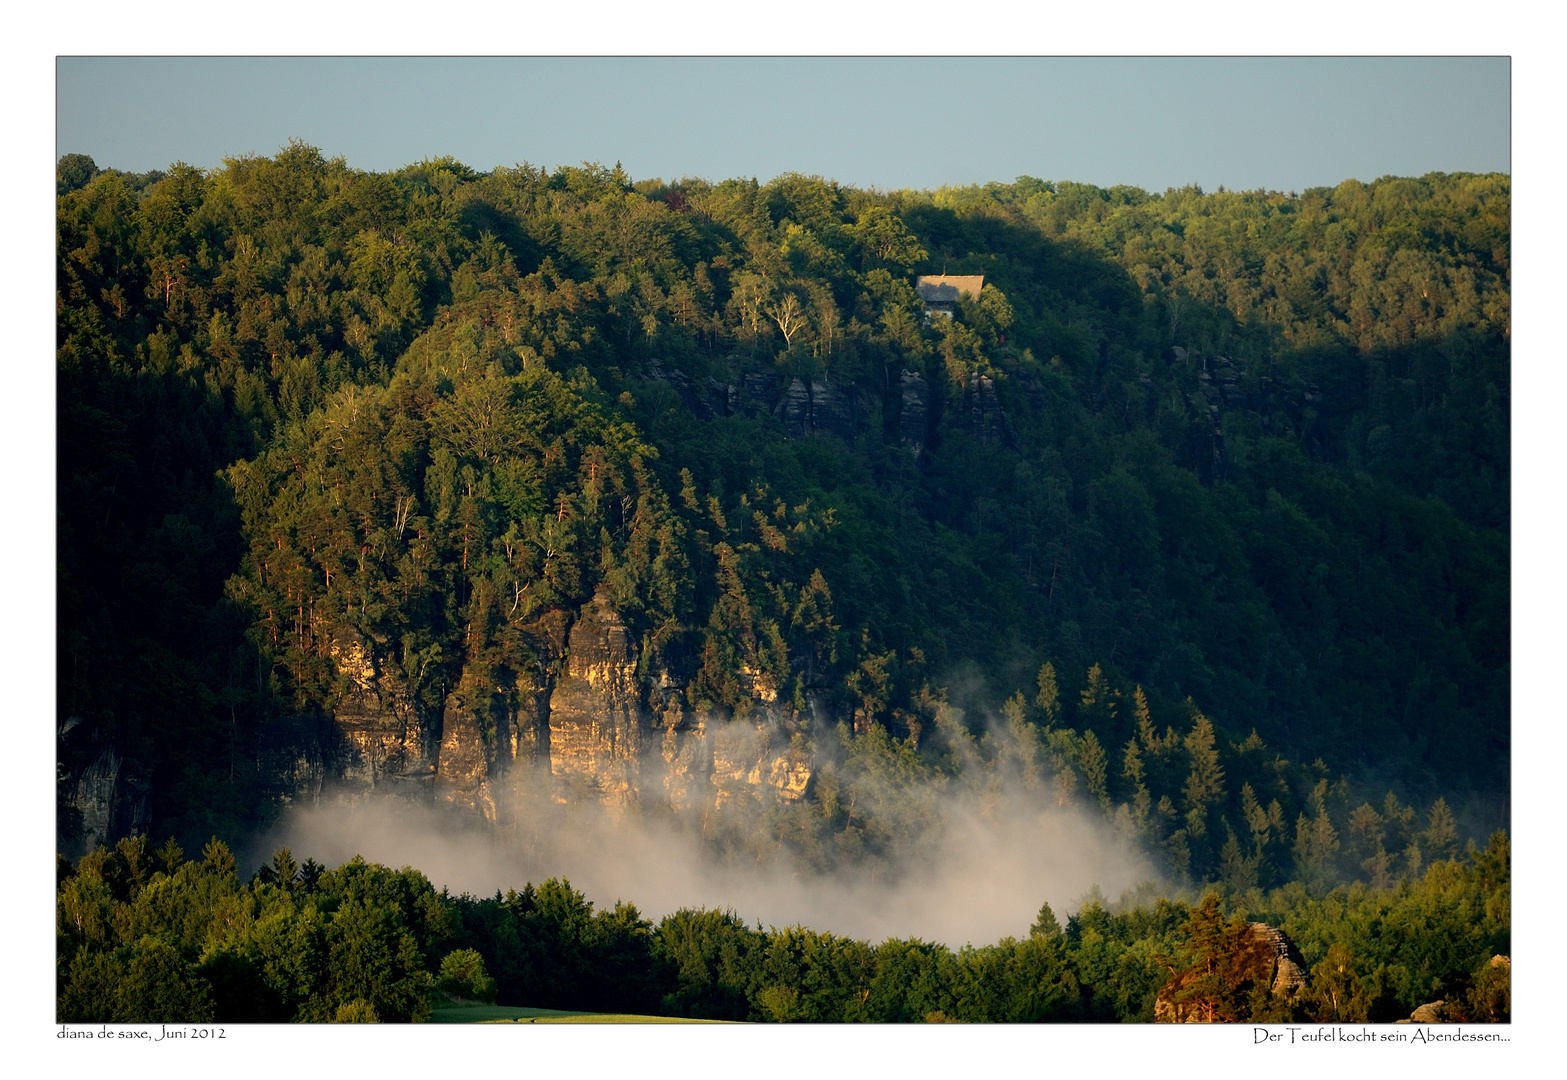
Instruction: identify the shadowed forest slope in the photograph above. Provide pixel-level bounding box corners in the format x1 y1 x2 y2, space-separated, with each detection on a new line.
57 147 1508 891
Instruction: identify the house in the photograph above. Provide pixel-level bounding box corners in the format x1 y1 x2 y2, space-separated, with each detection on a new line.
915 274 984 319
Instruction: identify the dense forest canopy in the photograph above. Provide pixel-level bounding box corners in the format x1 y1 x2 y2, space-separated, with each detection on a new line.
57 145 1508 898
55 832 1510 1024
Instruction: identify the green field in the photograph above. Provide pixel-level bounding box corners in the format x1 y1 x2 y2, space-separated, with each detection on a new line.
429 1003 730 1024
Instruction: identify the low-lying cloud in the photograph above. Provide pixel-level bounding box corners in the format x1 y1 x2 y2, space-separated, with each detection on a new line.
266 755 1157 948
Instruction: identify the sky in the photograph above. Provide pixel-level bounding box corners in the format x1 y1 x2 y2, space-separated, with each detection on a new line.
56 56 1510 193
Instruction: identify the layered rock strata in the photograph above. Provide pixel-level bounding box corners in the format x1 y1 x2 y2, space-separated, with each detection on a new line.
315 589 815 817
330 629 435 795
897 370 929 453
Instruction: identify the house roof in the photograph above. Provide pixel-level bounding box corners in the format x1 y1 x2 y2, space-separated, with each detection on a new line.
915 275 985 304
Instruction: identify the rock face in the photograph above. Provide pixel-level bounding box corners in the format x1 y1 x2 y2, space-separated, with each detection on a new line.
644 357 703 414
1250 923 1311 996
1174 347 1327 467
741 373 776 414
965 374 1017 448
330 628 435 796
548 586 645 804
707 377 740 417
435 670 510 819
1402 1000 1461 1023
807 376 857 442
58 574 824 849
897 370 929 453
710 719 814 809
775 375 859 443
63 586 820 846
65 747 150 854
1153 921 1311 1022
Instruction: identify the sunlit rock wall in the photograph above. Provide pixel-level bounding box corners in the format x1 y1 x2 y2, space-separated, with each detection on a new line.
318 588 817 818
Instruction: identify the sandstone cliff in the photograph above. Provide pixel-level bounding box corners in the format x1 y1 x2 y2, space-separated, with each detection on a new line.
330 628 435 796
310 587 817 818
58 575 821 846
548 587 645 804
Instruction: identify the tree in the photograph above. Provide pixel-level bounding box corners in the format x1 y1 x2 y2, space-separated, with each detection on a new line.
332 999 379 1022
1079 730 1111 810
1217 828 1258 895
1422 797 1459 862
1305 943 1370 1022
765 291 809 349
1035 661 1060 725
850 204 927 270
438 948 498 1002
314 899 431 1022
1239 783 1284 886
1030 902 1062 939
1292 783 1341 893
115 938 216 1022
1002 692 1041 787
202 837 237 880
1122 738 1151 833
57 153 99 195
1078 663 1118 743
1181 708 1224 841
154 837 184 875
1155 895 1257 1023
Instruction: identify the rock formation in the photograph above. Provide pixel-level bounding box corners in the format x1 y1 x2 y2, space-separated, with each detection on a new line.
740 373 776 414
58 561 820 844
897 370 929 453
547 586 645 805
706 377 740 417
1250 922 1311 996
1153 921 1310 1022
63 745 150 854
807 375 857 442
965 374 1017 448
329 628 435 796
1399 1000 1461 1023
435 670 508 820
774 375 859 443
314 585 819 818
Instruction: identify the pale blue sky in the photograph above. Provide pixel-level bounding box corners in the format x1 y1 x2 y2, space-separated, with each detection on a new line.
56 57 1508 193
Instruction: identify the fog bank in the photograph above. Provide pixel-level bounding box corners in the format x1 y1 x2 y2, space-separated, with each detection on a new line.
266 775 1156 947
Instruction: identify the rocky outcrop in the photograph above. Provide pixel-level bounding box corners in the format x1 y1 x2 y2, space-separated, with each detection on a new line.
709 719 814 810
1250 922 1311 996
707 377 740 417
1174 347 1326 458
510 608 570 768
641 358 874 445
644 357 703 414
62 587 819 848
651 672 709 813
66 747 150 855
897 370 929 453
807 376 857 442
775 375 859 443
775 377 813 436
741 373 776 414
435 671 510 820
1154 921 1310 1022
1401 1000 1461 1023
547 586 645 804
966 374 1017 448
330 628 435 795
302 588 818 819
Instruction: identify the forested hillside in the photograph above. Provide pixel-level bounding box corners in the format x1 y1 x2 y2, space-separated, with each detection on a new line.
57 145 1509 894
56 833 1510 1024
